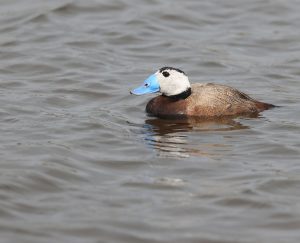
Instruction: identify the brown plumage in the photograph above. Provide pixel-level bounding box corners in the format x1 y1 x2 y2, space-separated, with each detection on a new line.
146 83 274 118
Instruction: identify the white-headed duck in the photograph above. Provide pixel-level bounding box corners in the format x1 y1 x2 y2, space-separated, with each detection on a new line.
131 67 275 118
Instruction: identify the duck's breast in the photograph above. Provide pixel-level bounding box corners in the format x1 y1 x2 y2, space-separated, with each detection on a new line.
146 96 188 118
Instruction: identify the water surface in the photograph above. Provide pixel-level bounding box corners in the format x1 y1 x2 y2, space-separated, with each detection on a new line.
0 0 300 242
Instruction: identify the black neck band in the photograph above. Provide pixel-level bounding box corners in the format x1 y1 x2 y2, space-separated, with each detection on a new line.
163 87 192 100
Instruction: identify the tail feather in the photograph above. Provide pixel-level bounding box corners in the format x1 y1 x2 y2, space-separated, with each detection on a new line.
255 101 276 111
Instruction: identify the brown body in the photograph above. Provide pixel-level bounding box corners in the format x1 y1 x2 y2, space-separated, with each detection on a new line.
146 83 274 118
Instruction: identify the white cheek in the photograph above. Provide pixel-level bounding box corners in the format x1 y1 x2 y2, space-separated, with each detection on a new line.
157 78 168 93
159 78 180 96
157 72 191 96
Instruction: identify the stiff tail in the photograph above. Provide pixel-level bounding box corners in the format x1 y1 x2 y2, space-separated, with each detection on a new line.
255 101 277 111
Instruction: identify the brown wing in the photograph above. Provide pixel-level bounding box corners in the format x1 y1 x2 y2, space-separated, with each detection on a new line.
186 83 273 117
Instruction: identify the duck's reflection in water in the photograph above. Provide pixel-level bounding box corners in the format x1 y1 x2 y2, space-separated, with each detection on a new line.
143 116 252 158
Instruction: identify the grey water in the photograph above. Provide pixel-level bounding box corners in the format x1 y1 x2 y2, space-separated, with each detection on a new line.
0 0 300 242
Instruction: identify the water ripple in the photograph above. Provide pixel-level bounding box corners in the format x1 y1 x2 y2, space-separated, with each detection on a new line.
0 0 300 243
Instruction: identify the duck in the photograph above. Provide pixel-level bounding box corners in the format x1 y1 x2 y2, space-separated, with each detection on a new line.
130 67 275 118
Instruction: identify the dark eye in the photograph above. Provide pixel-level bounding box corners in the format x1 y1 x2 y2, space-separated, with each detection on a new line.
162 71 170 77
145 83 149 87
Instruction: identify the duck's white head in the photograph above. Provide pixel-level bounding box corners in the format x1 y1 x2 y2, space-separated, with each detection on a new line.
131 67 191 98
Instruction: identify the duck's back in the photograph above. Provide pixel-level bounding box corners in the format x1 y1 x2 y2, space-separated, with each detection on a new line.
146 83 274 118
186 83 273 116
